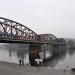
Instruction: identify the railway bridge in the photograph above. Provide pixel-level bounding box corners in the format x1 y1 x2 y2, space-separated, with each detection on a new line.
0 17 66 65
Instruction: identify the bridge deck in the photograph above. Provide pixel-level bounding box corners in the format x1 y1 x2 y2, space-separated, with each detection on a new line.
0 17 66 45
0 39 65 45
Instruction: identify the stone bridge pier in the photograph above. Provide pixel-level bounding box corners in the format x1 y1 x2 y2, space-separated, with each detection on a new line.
29 44 53 66
29 44 41 66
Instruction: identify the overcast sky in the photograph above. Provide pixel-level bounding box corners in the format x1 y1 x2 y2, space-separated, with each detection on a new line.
0 0 75 38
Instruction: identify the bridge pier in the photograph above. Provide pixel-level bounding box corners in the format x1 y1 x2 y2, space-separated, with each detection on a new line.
29 44 41 66
29 44 50 66
41 44 53 60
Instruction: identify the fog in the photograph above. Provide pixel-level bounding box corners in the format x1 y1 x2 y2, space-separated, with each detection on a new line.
0 0 75 38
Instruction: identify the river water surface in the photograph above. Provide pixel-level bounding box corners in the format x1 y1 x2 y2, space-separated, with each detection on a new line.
0 43 75 70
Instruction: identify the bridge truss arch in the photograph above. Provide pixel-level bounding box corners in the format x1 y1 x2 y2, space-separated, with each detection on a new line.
38 34 57 42
0 17 38 41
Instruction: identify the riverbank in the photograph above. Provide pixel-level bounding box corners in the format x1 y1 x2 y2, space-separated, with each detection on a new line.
0 61 75 75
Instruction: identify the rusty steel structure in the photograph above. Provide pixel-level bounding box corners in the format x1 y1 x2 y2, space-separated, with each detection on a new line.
38 34 57 42
0 17 61 44
0 17 38 41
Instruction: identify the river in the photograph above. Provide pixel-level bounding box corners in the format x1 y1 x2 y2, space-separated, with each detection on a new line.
0 43 29 64
0 43 75 70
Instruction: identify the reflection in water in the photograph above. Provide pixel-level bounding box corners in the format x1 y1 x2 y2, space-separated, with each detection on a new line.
43 45 75 70
0 43 29 64
68 48 75 56
0 43 75 70
43 51 66 67
43 46 67 67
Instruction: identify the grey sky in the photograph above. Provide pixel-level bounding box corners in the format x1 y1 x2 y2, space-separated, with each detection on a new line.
0 0 75 38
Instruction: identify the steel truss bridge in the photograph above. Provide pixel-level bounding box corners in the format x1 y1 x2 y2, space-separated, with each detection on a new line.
0 17 66 44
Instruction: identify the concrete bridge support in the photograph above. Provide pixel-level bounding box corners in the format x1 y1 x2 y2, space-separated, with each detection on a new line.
29 44 53 66
41 44 53 60
29 44 41 66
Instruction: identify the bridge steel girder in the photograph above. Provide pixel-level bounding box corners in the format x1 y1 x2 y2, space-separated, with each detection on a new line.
0 17 62 44
38 34 57 43
0 17 38 41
